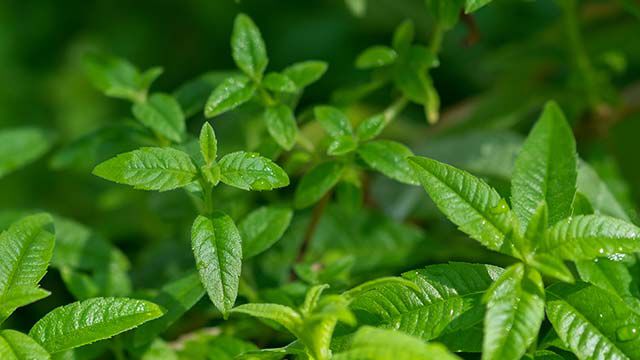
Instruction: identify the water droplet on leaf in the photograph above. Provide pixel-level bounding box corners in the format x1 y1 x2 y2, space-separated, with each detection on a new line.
490 199 509 214
250 178 271 191
616 325 639 342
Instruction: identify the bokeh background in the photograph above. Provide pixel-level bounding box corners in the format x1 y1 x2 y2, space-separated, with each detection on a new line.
2 0 640 345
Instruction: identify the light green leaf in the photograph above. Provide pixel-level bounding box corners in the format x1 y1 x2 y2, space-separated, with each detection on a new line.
314 106 353 137
511 101 577 229
546 282 640 359
199 122 217 165
528 254 574 283
0 127 53 179
132 93 185 143
264 104 298 150
29 297 164 353
218 151 289 191
232 14 268 80
355 114 385 142
83 53 162 102
409 156 512 251
239 206 293 258
93 147 197 191
191 213 242 316
344 0 367 17
357 140 417 185
350 263 503 341
392 20 415 54
0 214 55 323
132 272 205 347
465 0 493 13
577 160 632 221
333 326 459 360
0 287 51 320
294 161 345 209
140 339 178 360
282 61 328 89
576 258 640 312
327 135 358 156
355 46 397 69
262 72 296 93
0 330 50 360
483 264 545 360
525 201 548 251
230 303 302 335
541 215 640 260
204 75 257 118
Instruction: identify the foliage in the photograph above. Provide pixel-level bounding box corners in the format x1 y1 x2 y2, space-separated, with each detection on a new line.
2 1 640 359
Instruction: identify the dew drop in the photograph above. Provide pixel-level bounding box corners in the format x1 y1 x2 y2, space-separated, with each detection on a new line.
250 179 271 191
598 248 605 254
616 325 639 342
490 199 509 215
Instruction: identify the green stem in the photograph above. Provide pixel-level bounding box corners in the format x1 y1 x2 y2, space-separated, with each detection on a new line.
429 22 445 55
383 96 409 126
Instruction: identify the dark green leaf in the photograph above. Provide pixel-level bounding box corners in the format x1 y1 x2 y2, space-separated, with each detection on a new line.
327 135 358 156
392 20 415 54
355 46 397 69
294 161 344 209
0 127 53 179
239 206 293 258
314 106 353 137
355 114 385 142
262 72 296 93
282 61 328 89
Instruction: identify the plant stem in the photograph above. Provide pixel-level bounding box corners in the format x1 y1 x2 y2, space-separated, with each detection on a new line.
290 192 331 280
383 96 409 126
429 23 445 55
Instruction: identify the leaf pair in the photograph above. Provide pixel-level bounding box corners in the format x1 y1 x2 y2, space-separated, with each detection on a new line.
93 122 289 192
205 13 327 150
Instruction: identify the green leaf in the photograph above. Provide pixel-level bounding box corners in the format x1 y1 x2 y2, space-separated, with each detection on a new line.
357 140 417 185
350 263 502 341
294 161 345 209
344 0 367 17
132 93 186 143
204 75 257 118
83 53 162 102
528 254 574 283
301 284 330 315
546 282 640 359
0 330 50 360
0 214 55 323
199 122 217 165
511 102 577 229
355 114 385 142
230 303 302 335
282 61 328 89
239 206 293 258
409 156 512 251
262 72 296 93
191 213 242 316
483 264 545 360
333 326 459 360
465 0 493 13
0 127 53 179
392 20 415 54
218 151 289 191
264 104 298 150
541 215 640 260
0 287 51 320
132 272 205 347
314 106 353 137
576 258 640 311
355 46 398 69
232 14 268 80
327 135 358 156
524 201 548 250
29 297 164 353
93 147 197 191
